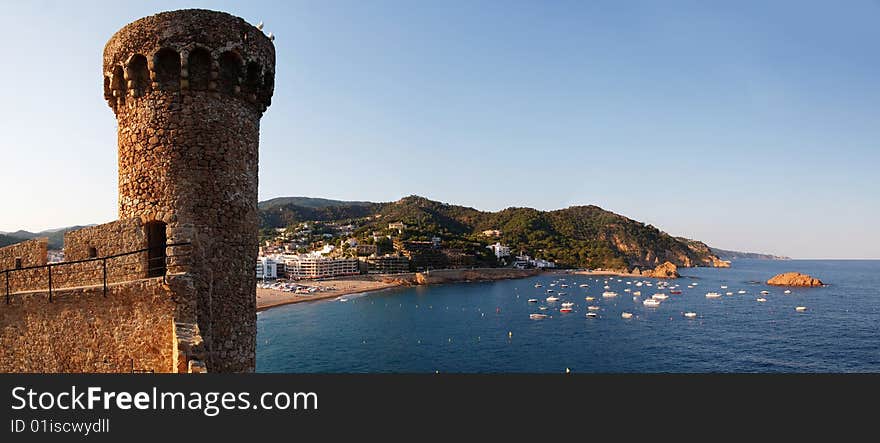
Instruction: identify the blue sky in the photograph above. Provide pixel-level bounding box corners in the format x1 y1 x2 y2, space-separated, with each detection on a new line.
1 0 878 258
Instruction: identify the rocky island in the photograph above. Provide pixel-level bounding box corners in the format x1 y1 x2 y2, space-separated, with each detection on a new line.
767 272 824 287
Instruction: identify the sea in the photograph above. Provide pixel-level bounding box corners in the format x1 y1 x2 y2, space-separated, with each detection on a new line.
256 259 880 373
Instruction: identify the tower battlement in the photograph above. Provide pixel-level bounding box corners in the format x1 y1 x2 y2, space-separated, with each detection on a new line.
103 9 275 114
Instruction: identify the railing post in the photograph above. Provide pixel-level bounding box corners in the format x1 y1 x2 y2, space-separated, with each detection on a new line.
47 265 53 303
103 259 108 297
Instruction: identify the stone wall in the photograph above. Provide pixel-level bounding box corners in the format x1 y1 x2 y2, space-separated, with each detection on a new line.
0 238 49 293
53 218 151 288
0 278 179 373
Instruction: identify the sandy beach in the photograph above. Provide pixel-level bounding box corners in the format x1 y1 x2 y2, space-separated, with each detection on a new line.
256 268 542 311
257 278 402 311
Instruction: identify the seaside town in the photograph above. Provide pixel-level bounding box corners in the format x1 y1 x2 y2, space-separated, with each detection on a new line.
256 221 556 281
254 220 557 308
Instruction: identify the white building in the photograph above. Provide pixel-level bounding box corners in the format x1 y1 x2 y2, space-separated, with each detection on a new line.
282 255 360 279
256 257 279 280
487 242 511 259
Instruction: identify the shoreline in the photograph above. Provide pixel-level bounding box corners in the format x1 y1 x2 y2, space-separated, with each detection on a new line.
256 268 542 312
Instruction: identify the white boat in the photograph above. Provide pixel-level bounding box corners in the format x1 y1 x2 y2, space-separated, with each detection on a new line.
550 283 556 287
586 312 598 318
652 293 668 300
761 290 770 295
624 288 631 293
692 283 698 286
621 312 633 319
539 306 548 310
632 291 641 296
547 289 554 293
561 302 574 308
705 292 722 299
534 284 542 288
560 307 573 313
546 296 559 302
530 313 548 320
635 282 643 287
527 298 538 303
795 306 807 312
603 285 611 290
602 291 618 298
560 284 569 288
585 296 595 301
338 298 348 302
579 284 589 288
643 299 661 307
784 290 792 294
725 292 733 296
720 285 728 289
684 312 697 318
756 298 767 302
587 306 600 311
738 290 746 294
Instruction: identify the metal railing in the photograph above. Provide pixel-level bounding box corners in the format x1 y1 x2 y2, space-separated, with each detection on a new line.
2 242 191 304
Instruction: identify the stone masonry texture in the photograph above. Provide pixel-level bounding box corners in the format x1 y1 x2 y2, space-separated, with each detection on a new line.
0 278 177 373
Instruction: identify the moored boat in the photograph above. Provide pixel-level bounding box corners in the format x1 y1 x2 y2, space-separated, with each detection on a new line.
684 312 697 318
705 292 722 299
530 313 548 320
546 296 559 302
643 299 661 307
602 291 618 298
621 312 633 319
527 298 538 303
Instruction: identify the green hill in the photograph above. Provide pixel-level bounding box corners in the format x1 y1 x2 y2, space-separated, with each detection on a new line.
259 195 725 271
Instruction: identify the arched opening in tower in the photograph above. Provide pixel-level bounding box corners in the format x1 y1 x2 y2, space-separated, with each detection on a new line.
243 61 262 98
128 55 150 96
111 65 126 103
218 51 243 94
187 48 212 91
145 221 167 278
261 70 275 105
154 48 181 91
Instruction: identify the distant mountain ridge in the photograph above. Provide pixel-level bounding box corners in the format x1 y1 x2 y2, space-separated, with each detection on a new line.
0 226 94 250
258 196 373 210
257 195 753 271
710 247 789 261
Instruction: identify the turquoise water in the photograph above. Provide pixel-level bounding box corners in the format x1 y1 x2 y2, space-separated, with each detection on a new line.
256 260 880 373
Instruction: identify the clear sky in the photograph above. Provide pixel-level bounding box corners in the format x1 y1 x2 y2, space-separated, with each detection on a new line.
1 0 878 259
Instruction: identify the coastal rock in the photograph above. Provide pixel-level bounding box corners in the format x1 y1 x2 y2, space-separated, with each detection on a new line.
646 261 679 279
767 272 823 287
712 257 731 268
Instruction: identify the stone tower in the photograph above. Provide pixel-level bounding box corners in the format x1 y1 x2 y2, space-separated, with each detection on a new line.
103 9 275 372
